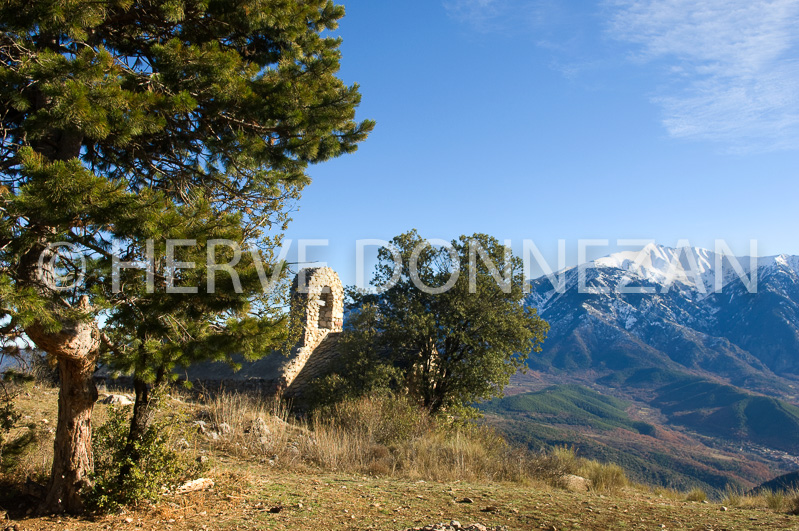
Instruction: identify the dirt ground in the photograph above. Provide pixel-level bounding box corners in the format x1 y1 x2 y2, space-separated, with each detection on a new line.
4 467 799 531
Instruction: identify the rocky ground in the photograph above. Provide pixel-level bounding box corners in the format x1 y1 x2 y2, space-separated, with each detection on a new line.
4 468 799 530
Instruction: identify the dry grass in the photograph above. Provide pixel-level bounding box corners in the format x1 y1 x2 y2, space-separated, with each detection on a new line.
711 486 799 513
579 460 628 493
0 383 60 483
197 391 570 485
197 392 630 493
8 383 799 525
754 489 799 513
198 390 313 471
685 487 708 502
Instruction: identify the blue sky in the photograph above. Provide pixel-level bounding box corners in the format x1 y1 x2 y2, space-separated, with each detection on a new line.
283 0 799 286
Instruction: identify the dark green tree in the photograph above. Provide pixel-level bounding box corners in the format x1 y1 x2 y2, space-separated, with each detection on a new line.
309 301 402 405
99 197 298 460
0 0 372 513
347 230 548 414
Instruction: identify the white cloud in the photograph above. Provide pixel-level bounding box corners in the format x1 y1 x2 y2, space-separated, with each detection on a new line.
443 0 556 33
443 0 502 30
608 0 799 151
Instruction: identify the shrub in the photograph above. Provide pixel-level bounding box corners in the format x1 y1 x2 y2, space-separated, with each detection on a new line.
581 460 628 493
764 490 786 511
785 489 799 515
722 486 743 507
686 487 708 502
0 396 20 446
315 392 434 446
526 446 578 485
88 398 201 512
0 382 44 474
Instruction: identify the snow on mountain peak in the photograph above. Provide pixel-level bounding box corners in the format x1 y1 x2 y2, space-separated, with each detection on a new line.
530 243 795 303
773 254 799 276
591 243 761 294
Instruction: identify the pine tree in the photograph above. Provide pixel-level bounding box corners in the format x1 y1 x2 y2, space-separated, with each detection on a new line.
0 0 372 513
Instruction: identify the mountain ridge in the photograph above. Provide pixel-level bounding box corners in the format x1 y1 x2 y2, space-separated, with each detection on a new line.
492 242 799 492
526 242 799 381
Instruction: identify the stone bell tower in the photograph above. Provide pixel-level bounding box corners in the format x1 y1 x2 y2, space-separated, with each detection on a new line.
276 267 344 396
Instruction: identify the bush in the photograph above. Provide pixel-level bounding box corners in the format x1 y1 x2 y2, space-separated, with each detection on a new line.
764 490 786 511
0 383 42 473
722 486 743 507
526 446 579 484
785 490 799 515
315 392 434 446
686 487 707 502
0 396 20 445
87 398 201 512
580 460 628 493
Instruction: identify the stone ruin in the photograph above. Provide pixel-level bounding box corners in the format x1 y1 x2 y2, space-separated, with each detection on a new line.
98 267 347 402
275 266 344 398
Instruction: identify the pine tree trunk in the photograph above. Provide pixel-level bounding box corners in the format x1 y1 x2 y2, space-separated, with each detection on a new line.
128 362 166 444
18 238 102 513
25 317 100 514
41 355 99 513
24 297 101 514
128 375 153 444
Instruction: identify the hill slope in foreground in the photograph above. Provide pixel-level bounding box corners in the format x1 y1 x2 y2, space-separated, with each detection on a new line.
6 385 799 530
11 468 799 530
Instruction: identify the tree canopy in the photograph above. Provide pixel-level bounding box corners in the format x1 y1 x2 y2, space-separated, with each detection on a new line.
335 230 548 414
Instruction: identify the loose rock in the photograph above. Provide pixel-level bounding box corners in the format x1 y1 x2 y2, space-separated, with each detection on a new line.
101 394 134 406
560 474 590 493
175 477 214 494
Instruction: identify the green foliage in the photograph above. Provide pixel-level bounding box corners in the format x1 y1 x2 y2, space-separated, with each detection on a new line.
482 384 655 434
0 400 19 439
0 0 373 385
0 1 371 504
484 384 754 495
0 391 22 461
0 384 39 471
654 379 799 453
310 303 403 405
88 403 201 513
345 230 548 414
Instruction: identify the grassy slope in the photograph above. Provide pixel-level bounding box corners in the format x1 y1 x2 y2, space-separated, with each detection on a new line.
4 385 799 530
482 384 655 434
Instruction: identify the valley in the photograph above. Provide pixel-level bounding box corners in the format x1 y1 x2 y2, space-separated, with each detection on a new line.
486 244 799 494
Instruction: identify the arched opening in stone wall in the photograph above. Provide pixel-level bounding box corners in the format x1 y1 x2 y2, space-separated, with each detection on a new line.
317 287 334 329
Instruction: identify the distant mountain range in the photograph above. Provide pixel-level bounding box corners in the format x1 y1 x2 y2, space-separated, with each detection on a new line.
484 244 799 494
526 243 799 389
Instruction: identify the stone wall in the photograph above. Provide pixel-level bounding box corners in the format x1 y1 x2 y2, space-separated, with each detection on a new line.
162 267 346 401
276 267 344 396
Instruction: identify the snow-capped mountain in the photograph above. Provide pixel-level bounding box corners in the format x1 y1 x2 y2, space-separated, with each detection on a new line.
526 243 799 395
